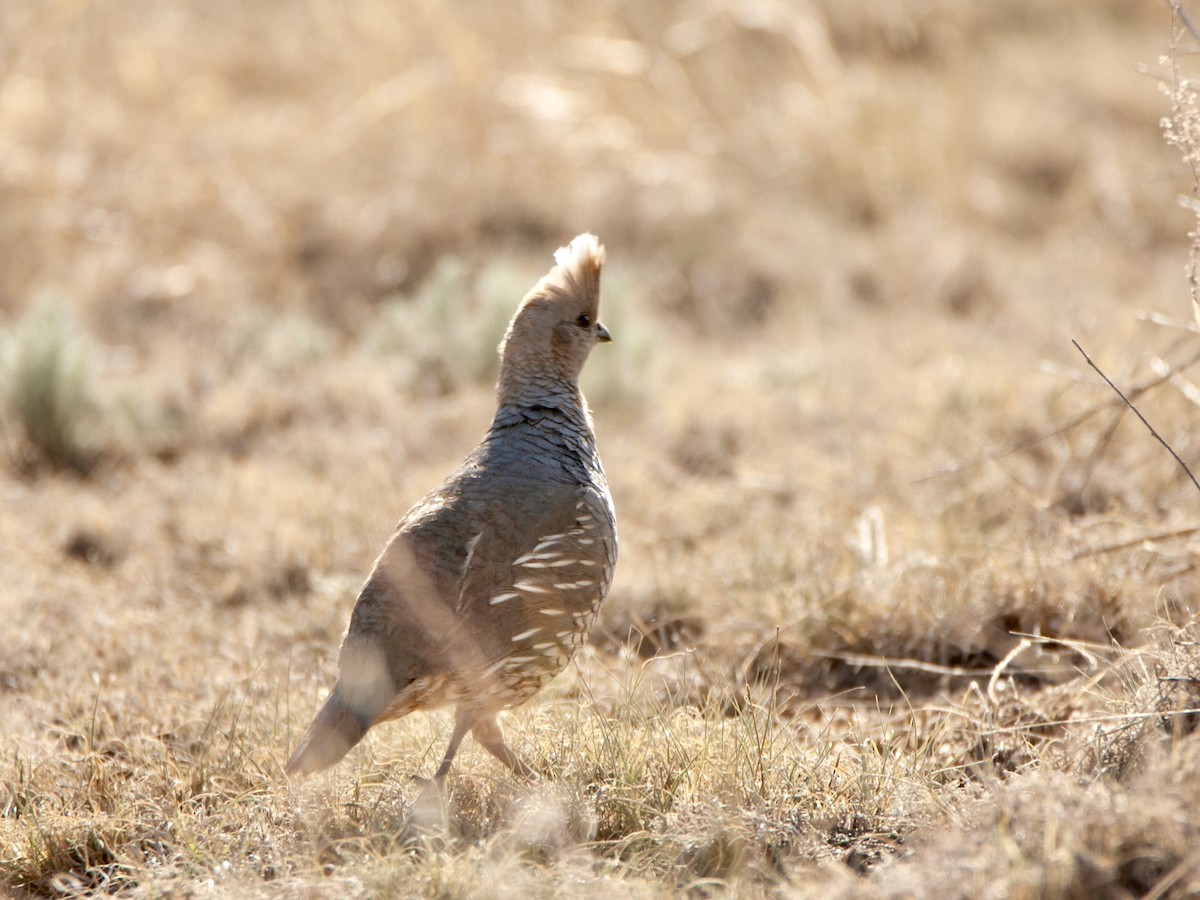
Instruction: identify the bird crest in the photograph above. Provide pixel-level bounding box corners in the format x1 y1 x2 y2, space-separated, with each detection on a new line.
515 232 605 316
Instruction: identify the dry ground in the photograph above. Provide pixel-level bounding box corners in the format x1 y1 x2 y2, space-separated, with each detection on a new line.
4 1 1200 896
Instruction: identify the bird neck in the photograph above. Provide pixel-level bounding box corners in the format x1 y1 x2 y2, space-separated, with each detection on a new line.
486 382 605 485
495 372 584 416
490 377 595 442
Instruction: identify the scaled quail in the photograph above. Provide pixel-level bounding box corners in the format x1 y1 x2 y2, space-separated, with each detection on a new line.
286 233 617 781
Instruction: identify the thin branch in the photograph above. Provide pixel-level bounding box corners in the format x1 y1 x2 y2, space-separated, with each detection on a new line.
1150 355 1200 408
987 638 1032 704
1069 525 1200 560
977 705 1200 737
807 650 990 678
1167 0 1200 47
1137 310 1200 334
1069 405 1126 502
916 344 1200 483
1072 339 1200 495
1164 1 1200 317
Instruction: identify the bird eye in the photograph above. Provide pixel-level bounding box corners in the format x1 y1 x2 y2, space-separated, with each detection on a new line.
576 314 591 328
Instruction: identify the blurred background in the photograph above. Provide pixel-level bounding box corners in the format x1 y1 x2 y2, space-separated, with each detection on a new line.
0 0 1179 375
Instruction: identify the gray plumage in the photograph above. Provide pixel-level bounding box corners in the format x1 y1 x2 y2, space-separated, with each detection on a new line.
286 234 617 780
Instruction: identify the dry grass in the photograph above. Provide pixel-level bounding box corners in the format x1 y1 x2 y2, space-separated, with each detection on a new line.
4 0 1200 896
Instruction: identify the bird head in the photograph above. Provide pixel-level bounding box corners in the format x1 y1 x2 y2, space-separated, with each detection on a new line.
497 233 611 394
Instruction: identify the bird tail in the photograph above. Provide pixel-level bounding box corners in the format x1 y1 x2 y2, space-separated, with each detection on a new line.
286 631 399 777
284 686 374 777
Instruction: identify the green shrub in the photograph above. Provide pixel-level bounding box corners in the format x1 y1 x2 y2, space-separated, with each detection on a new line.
3 297 103 474
367 257 529 394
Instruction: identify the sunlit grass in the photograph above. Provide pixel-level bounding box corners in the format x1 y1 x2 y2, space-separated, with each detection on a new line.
2 0 1199 896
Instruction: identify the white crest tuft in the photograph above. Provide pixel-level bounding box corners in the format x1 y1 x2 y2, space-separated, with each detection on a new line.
553 233 605 272
537 232 605 305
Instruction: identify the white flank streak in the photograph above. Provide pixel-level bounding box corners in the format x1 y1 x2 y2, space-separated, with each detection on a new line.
464 532 482 563
519 561 553 569
514 580 552 593
489 592 520 605
456 531 484 608
576 538 594 545
513 535 568 564
515 550 562 565
511 628 540 643
539 608 565 616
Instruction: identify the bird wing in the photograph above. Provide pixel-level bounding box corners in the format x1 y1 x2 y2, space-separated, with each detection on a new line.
336 470 614 704
335 478 479 692
454 478 616 663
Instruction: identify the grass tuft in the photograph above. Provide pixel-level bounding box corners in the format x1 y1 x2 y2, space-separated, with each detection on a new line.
3 298 105 475
367 258 520 395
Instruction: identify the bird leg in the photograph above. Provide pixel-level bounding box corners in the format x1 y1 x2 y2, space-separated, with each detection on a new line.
472 714 537 780
433 707 475 780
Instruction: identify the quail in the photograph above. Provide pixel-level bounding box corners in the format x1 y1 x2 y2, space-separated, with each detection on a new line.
286 233 617 780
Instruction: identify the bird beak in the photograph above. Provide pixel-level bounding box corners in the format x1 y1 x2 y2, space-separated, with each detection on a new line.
596 322 612 343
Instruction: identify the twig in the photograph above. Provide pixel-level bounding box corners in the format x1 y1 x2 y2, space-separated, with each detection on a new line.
1150 355 1200 408
1069 525 1200 560
977 706 1200 737
1005 630 1108 670
1164 2 1200 321
809 650 995 678
1072 339 1200 495
1143 849 1200 900
987 638 1032 705
916 344 1200 483
1167 0 1200 47
1070 405 1126 502
1137 310 1200 334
